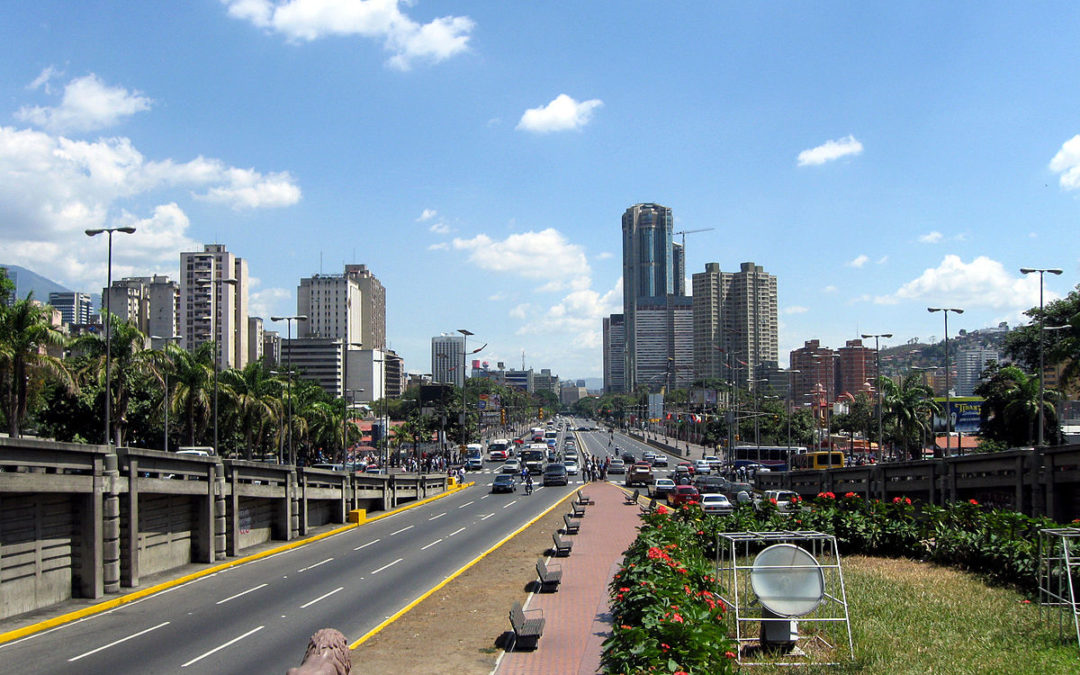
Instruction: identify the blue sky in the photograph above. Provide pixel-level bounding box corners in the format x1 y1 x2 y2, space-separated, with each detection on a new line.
2 2 1079 381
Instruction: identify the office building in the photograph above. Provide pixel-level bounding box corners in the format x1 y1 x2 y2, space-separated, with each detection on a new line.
431 334 466 388
48 292 94 326
603 313 626 394
956 348 1000 396
248 317 264 364
283 337 343 397
179 244 249 369
634 296 694 391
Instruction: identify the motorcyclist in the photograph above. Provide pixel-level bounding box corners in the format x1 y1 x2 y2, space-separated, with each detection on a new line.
524 473 533 495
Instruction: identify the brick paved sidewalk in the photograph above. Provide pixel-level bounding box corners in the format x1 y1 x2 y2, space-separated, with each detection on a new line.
496 481 642 675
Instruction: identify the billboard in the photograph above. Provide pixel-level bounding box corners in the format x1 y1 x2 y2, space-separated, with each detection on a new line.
933 397 983 434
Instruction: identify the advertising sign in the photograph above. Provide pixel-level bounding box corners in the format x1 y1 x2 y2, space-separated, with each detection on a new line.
933 397 983 434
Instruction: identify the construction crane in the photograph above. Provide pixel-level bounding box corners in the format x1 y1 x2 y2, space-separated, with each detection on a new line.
673 227 715 263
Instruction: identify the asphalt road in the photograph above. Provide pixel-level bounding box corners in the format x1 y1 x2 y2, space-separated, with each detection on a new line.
0 427 595 674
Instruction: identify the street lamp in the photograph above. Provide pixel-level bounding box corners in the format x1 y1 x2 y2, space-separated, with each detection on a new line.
784 369 800 454
457 329 473 452
199 277 237 456
1020 267 1063 447
861 333 893 463
152 335 182 452
911 366 937 458
372 356 387 468
341 341 363 465
85 226 136 445
271 314 308 465
928 307 963 457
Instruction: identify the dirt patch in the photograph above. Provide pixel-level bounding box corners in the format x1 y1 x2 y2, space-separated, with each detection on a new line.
350 506 569 674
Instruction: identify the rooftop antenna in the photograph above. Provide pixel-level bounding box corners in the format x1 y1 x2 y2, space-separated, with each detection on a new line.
521 350 525 371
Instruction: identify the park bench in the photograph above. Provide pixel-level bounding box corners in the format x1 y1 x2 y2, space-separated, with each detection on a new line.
570 501 586 517
624 489 640 505
508 601 545 651
640 497 657 514
535 558 562 592
552 531 574 557
563 512 580 534
577 491 594 505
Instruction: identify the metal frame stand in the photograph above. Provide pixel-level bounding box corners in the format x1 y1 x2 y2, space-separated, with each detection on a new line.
714 530 854 667
1038 527 1080 655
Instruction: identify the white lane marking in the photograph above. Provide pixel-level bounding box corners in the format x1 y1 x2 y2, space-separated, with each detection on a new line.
390 525 414 536
216 583 268 605
298 557 333 573
180 625 264 668
480 513 494 521
300 586 344 609
371 558 403 574
354 538 380 551
428 512 447 521
502 500 517 509
448 527 466 537
480 494 490 500
457 500 474 509
69 621 171 662
420 538 443 550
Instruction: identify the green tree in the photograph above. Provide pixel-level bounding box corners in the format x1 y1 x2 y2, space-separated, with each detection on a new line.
1004 283 1080 390
169 342 215 446
975 362 1060 447
880 373 940 460
219 360 281 460
0 295 73 437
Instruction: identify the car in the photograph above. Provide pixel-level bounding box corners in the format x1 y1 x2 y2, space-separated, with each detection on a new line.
608 458 626 474
677 461 696 475
700 493 734 514
668 485 700 506
694 459 712 475
650 477 677 499
491 474 516 493
755 490 801 513
564 459 579 475
465 457 484 471
626 462 654 486
651 454 669 467
310 463 344 471
621 452 636 465
543 463 569 486
488 449 508 462
500 460 521 475
703 455 722 470
564 450 579 463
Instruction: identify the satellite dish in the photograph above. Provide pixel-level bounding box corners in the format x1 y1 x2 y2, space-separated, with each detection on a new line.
751 544 825 617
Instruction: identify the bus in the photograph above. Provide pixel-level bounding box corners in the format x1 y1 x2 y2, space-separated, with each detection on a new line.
488 438 511 461
730 445 806 472
530 427 545 442
790 451 846 471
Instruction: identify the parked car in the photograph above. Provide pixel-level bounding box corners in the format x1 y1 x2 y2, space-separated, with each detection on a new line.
668 485 700 506
650 477 677 499
491 474 516 493
700 493 734 514
608 458 627 474
543 463 569 486
626 462 655 487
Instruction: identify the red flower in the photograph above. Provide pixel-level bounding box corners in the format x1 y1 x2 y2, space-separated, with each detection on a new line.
616 593 624 601
845 491 858 498
670 612 684 623
817 491 836 499
1021 599 1032 604
969 499 979 506
725 651 737 659
770 497 778 505
674 671 689 675
620 624 632 630
619 587 630 592
661 642 670 651
656 505 668 515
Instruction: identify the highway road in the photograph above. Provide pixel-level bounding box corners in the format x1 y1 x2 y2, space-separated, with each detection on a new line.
0 427 596 674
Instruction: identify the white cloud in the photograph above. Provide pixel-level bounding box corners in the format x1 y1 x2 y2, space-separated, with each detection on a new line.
28 66 60 93
516 94 603 134
823 285 838 294
783 306 808 315
876 254 1045 310
918 231 943 244
797 134 863 167
250 286 293 321
221 0 474 70
515 280 621 349
0 124 300 289
16 73 151 134
1050 134 1080 190
417 208 437 221
427 242 448 250
876 255 888 265
847 254 869 268
450 228 591 291
428 222 450 234
595 251 613 261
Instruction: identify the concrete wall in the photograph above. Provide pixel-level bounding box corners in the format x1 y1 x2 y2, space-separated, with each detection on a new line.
0 493 76 619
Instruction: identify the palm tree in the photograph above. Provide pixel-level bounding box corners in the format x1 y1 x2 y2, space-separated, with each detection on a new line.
169 343 215 446
219 361 279 460
975 363 1060 447
879 373 939 460
0 296 73 437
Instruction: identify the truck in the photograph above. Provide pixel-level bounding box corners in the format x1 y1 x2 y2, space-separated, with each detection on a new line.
520 445 546 475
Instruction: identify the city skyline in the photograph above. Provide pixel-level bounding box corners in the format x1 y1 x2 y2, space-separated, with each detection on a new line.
2 4 1079 380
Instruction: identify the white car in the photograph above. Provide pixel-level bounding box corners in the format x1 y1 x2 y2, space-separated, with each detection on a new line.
651 454 669 467
564 459 579 475
693 459 712 475
700 493 733 514
608 458 626 474
703 455 722 470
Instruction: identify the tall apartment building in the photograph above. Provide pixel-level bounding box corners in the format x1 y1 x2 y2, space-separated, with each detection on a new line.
247 316 264 364
431 334 466 388
262 330 281 365
790 339 837 407
603 314 626 394
622 203 680 391
48 292 94 326
837 339 873 399
692 262 778 386
955 348 1000 396
634 297 694 391
179 244 249 369
347 264 386 350
102 275 180 348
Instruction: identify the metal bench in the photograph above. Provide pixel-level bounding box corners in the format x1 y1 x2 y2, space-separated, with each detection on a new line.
577 491 594 505
552 531 574 557
535 558 562 592
624 488 640 505
563 512 580 534
508 601 545 651
639 497 658 514
570 501 586 517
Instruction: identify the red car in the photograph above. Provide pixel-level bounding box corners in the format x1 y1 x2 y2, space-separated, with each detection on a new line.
677 461 696 475
668 485 700 506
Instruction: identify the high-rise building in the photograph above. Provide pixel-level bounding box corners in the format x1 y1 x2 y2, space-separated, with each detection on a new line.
431 334 465 388
48 291 93 326
837 339 873 399
102 275 180 349
622 203 680 391
790 339 837 407
247 316 264 364
262 330 281 366
692 262 778 386
603 314 626 394
347 264 386 351
634 297 694 391
955 348 1000 396
179 244 249 369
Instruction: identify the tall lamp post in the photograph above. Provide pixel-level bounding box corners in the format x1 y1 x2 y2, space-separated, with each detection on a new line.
928 307 963 457
271 314 308 465
85 226 136 445
784 369 800 456
1020 267 1063 447
861 333 893 463
457 329 473 452
200 277 237 455
341 341 363 465
152 335 182 451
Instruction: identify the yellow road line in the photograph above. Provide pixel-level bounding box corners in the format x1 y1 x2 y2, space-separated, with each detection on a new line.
0 482 470 646
350 486 583 649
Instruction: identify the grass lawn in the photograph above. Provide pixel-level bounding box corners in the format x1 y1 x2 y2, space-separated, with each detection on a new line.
747 555 1078 674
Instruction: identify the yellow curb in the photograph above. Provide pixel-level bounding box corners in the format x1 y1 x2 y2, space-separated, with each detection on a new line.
0 481 471 647
350 485 582 649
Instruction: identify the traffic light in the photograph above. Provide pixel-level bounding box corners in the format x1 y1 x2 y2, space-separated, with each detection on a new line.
538 407 544 420
500 409 507 425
